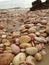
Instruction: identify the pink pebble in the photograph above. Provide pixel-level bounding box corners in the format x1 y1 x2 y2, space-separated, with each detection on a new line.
39 50 46 55
28 33 36 39
41 44 45 49
36 44 42 51
11 44 20 54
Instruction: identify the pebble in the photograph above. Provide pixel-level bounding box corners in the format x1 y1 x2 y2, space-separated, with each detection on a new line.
12 32 20 38
5 47 12 53
40 33 47 37
0 44 4 48
4 40 11 47
25 24 30 29
28 27 36 33
39 29 46 33
0 53 14 65
36 44 42 51
28 33 36 39
19 35 31 43
26 56 35 65
39 50 46 55
2 39 8 43
46 37 49 42
35 32 40 36
0 25 4 30
2 34 7 39
0 47 4 53
32 42 35 46
15 38 20 45
34 53 42 61
26 47 38 55
13 53 26 65
11 44 20 54
26 55 35 62
34 36 47 43
40 20 47 25
20 43 32 48
21 29 28 33
19 25 25 31
20 49 25 52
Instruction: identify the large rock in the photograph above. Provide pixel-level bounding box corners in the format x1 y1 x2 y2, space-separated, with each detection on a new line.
0 53 14 65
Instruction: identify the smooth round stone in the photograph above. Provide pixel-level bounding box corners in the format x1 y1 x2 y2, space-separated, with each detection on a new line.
12 32 20 38
19 35 31 43
34 36 47 43
36 44 42 51
26 55 35 62
2 34 7 39
40 20 47 25
26 47 38 55
0 53 14 65
0 44 4 48
28 33 36 39
11 44 20 54
39 50 46 56
46 37 49 42
20 43 32 48
13 53 26 65
34 53 42 61
26 56 35 65
28 27 36 33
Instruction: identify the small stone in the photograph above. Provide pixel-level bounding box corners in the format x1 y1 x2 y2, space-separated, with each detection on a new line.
12 32 20 38
0 44 4 48
25 24 30 29
35 32 40 36
20 43 32 48
34 53 42 61
21 29 28 33
0 47 4 53
36 44 42 51
40 20 47 25
0 25 4 30
15 38 20 45
2 39 8 43
32 42 35 46
19 25 25 31
39 29 46 33
40 33 47 37
4 40 11 46
26 56 35 65
46 37 49 42
26 47 38 55
26 55 35 62
20 49 25 52
5 47 12 52
41 43 45 49
2 34 7 39
28 27 36 33
11 44 20 54
39 50 46 55
34 36 47 43
19 35 31 43
13 53 26 65
28 33 36 39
